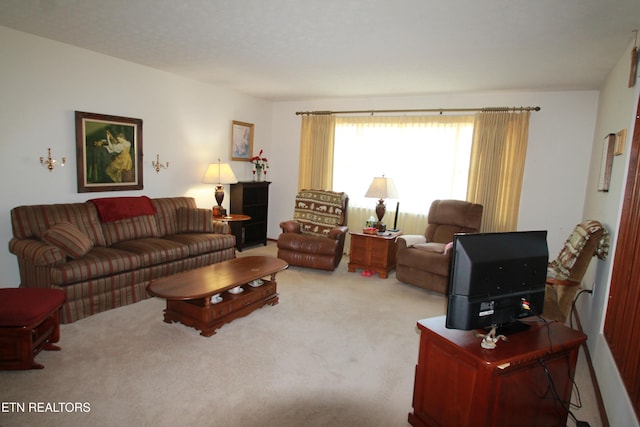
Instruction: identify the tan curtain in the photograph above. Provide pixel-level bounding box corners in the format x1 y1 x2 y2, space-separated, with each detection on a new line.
466 111 531 232
298 115 336 190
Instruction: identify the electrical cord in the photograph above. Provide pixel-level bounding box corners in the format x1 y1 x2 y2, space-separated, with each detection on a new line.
569 289 593 330
538 357 589 426
511 299 590 426
536 332 590 426
519 297 554 351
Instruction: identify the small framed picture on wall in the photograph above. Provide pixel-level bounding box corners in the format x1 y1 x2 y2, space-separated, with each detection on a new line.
231 120 254 161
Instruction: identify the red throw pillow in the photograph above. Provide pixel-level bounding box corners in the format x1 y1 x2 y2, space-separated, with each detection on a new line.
42 222 94 259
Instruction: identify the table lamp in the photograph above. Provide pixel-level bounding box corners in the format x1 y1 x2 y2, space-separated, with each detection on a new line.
364 175 398 232
202 159 238 217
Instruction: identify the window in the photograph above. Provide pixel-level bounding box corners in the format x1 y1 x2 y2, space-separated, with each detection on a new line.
333 115 474 232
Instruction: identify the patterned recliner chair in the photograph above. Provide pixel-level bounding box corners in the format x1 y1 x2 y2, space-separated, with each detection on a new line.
543 220 609 323
277 189 349 271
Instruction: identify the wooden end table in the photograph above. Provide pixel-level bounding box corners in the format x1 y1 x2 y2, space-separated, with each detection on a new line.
214 214 251 251
348 231 402 278
147 256 288 336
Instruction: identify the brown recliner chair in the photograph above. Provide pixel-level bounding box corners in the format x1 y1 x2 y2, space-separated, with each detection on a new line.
277 189 349 271
395 199 483 294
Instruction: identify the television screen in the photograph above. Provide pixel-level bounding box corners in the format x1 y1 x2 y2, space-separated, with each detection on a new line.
445 230 549 334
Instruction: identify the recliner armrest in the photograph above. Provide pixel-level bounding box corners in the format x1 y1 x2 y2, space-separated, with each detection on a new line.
280 220 301 234
397 235 427 249
329 225 349 240
546 277 581 287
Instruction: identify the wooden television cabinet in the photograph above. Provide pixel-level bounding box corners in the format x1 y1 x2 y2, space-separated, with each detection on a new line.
408 316 586 427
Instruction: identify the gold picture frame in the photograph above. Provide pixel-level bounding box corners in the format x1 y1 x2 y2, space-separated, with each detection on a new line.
75 111 143 193
231 120 254 161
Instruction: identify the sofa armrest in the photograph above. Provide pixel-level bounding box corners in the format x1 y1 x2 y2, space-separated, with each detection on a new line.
280 220 301 234
397 235 427 249
9 238 66 266
211 221 231 235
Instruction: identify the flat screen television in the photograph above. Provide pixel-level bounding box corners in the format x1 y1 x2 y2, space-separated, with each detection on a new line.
445 230 549 335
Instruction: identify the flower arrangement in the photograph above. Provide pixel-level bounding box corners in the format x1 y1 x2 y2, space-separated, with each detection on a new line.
250 149 269 180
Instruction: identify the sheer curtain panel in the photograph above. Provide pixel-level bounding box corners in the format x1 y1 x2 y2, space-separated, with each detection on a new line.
333 115 474 237
466 111 531 232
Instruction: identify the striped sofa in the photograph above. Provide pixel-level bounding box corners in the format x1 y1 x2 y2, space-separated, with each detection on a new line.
9 196 236 323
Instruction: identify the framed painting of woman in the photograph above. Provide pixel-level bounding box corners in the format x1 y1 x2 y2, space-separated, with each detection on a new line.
75 111 143 193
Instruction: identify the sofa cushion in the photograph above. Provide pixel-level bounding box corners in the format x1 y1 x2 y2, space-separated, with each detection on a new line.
42 222 94 259
152 197 198 237
50 246 141 285
11 202 107 246
101 215 159 246
112 238 189 267
164 233 236 256
293 190 347 237
177 207 214 233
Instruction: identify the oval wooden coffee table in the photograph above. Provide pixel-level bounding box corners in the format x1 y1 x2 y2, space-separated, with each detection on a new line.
147 256 288 336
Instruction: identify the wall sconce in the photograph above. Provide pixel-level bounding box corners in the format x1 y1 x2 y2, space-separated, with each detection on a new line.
152 154 169 173
40 148 66 172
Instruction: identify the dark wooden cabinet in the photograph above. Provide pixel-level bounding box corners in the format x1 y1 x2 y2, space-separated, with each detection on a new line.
408 316 586 427
230 181 270 251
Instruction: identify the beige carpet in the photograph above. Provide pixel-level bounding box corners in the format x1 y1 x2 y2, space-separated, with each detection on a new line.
0 242 602 427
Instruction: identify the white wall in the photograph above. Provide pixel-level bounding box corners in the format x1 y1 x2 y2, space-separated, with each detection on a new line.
270 91 598 256
580 38 640 427
0 26 273 286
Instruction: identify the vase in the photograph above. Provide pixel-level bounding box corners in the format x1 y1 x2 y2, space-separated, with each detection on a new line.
254 167 262 181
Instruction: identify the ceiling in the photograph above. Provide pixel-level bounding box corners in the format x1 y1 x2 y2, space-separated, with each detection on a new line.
1 0 639 101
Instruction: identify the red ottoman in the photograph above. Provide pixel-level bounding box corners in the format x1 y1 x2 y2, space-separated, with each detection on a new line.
0 288 65 370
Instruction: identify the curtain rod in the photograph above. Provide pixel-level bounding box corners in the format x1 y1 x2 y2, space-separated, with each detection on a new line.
295 106 541 116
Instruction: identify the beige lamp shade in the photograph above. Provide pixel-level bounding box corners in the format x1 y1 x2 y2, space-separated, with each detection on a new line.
202 162 238 185
365 176 399 199
365 176 398 232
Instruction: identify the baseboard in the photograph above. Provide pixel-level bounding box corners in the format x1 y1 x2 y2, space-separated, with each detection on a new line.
572 309 610 427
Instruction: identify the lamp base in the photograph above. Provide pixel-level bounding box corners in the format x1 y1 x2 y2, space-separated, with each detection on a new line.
212 205 227 217
213 185 227 217
374 221 386 232
374 198 386 232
